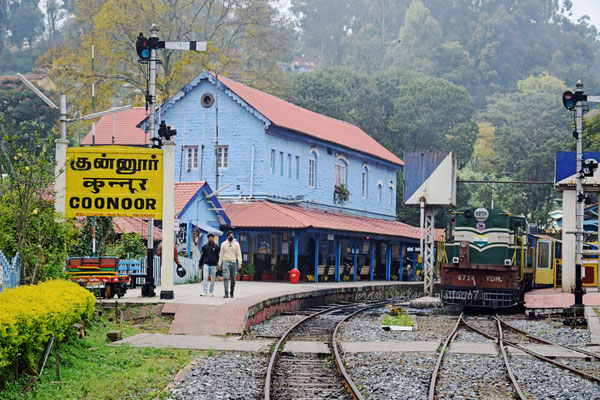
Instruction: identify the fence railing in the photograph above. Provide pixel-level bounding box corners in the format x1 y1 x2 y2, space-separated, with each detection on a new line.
129 255 198 287
0 251 21 294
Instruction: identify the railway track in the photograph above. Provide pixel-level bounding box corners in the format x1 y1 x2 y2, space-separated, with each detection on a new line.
264 301 387 400
429 313 600 400
429 314 529 399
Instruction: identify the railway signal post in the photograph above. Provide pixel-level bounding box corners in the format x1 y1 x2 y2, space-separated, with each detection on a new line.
562 81 600 307
138 25 206 297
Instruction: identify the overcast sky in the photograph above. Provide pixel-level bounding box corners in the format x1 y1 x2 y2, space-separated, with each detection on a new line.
570 0 600 28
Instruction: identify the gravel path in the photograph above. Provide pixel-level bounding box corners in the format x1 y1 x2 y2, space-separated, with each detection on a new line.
168 352 268 400
511 355 600 399
340 312 455 342
506 319 590 345
436 354 514 399
344 352 433 399
246 314 305 337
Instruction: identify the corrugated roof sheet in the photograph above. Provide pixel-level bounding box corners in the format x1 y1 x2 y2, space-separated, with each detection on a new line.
81 107 148 146
223 201 423 239
213 73 403 166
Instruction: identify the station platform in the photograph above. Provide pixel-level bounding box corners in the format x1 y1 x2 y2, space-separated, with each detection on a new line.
524 287 600 309
101 280 425 335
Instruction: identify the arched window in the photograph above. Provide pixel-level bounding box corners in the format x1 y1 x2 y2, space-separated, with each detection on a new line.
361 164 369 198
377 181 383 203
388 182 394 205
334 154 348 186
309 149 318 188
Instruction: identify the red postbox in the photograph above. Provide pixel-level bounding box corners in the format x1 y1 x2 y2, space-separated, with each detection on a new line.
289 268 300 284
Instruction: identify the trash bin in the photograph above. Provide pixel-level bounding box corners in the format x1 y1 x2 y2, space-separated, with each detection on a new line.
289 268 300 284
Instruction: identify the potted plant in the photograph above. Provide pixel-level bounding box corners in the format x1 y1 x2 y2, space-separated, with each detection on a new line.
334 184 350 205
241 263 255 281
260 263 277 280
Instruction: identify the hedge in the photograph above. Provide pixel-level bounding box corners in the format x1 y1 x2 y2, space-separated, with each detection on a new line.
0 279 95 378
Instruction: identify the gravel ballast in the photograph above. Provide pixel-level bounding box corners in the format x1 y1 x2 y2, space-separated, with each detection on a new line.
344 352 434 399
511 355 600 399
169 352 268 400
506 319 591 345
246 314 306 337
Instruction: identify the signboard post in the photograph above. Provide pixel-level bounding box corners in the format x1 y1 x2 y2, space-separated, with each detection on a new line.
404 151 456 297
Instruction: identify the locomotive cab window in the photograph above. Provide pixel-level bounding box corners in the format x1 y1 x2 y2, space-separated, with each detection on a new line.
536 240 552 269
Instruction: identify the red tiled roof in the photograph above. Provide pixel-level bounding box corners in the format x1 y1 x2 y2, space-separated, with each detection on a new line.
223 201 424 239
113 217 162 240
174 181 206 213
81 107 148 146
213 73 403 166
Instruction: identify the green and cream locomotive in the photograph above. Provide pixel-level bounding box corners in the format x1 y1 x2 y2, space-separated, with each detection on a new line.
441 207 528 309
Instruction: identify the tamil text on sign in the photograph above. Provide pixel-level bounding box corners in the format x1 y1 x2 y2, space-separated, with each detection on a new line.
65 146 163 219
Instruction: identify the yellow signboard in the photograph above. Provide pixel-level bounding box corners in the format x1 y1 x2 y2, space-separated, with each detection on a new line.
65 146 163 219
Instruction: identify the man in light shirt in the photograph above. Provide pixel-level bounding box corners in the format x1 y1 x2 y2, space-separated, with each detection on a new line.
218 231 242 298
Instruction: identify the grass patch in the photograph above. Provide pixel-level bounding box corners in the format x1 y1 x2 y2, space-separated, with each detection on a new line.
594 307 600 318
381 314 413 327
0 308 199 400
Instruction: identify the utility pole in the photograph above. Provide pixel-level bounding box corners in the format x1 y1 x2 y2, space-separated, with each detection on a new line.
137 25 206 296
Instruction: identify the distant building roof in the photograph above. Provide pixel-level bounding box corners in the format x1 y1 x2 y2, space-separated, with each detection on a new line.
210 73 403 166
113 217 162 240
175 182 206 214
81 107 148 146
223 201 424 239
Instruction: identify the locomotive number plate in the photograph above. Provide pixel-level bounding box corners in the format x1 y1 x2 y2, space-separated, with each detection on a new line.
457 274 475 282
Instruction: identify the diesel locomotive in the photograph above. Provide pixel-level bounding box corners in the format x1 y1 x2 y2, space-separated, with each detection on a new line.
440 207 530 309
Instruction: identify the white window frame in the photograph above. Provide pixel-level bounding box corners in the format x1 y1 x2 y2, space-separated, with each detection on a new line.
217 145 228 169
377 181 383 203
185 145 198 171
279 151 284 176
361 163 370 199
271 149 275 174
309 154 316 188
388 183 394 205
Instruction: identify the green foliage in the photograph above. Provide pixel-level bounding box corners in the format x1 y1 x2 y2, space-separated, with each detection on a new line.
7 1 45 49
333 184 350 205
241 263 256 276
0 305 199 399
0 124 78 284
70 217 115 257
381 313 413 327
0 47 48 75
106 232 146 259
0 280 96 380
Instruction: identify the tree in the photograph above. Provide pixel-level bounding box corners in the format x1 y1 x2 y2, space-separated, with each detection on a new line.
70 217 115 257
387 76 478 165
7 1 45 49
481 74 571 226
38 0 292 115
389 0 442 75
0 78 59 145
0 126 78 284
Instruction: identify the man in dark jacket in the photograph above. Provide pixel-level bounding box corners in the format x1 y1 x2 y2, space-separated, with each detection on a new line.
199 233 220 296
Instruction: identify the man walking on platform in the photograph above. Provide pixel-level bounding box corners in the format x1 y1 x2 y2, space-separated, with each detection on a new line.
218 231 242 298
199 233 220 296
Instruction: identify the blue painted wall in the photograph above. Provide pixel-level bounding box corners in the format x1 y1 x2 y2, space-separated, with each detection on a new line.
161 72 399 219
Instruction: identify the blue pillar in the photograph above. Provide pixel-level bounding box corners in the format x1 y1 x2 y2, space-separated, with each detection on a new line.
186 222 193 255
398 243 404 281
370 240 375 281
334 236 341 282
353 239 358 282
385 242 391 281
412 249 417 281
314 234 320 283
294 232 299 271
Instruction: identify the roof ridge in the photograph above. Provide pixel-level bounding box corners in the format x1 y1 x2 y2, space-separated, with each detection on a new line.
216 73 363 130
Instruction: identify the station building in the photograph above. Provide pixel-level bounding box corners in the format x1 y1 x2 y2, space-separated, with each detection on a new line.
82 70 424 282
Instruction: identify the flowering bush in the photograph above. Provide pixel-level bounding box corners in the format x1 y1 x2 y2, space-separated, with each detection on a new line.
0 280 95 379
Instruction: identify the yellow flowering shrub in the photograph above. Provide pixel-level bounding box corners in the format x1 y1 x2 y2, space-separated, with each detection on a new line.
0 280 95 376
